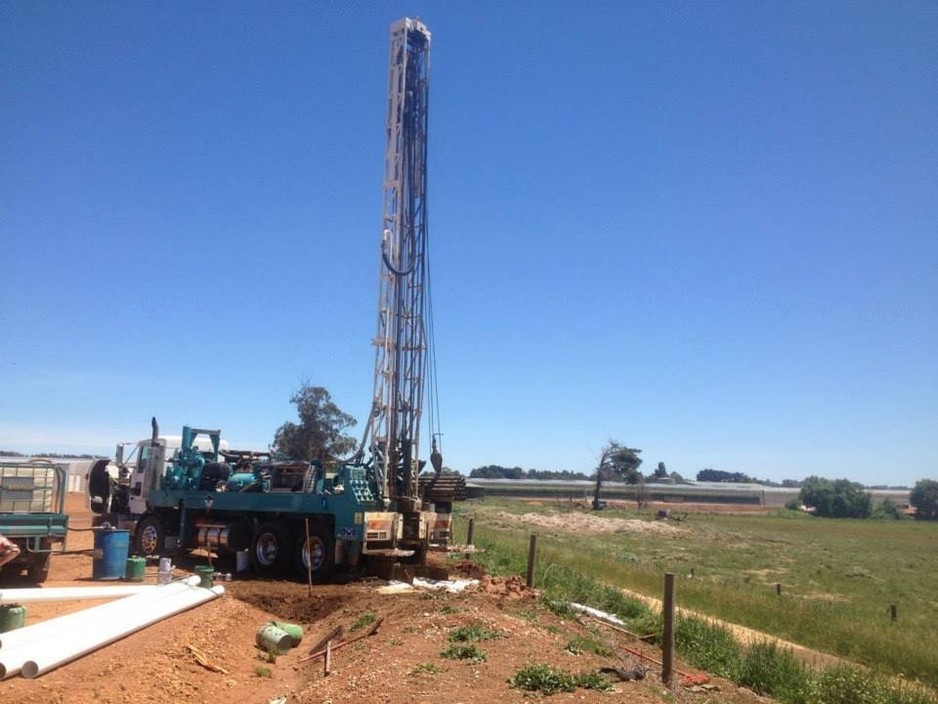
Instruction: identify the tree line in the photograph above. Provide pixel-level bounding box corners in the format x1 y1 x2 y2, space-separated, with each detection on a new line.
266 384 938 522
468 465 593 481
793 476 938 522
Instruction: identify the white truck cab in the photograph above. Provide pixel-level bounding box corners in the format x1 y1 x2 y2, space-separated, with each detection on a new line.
88 423 229 521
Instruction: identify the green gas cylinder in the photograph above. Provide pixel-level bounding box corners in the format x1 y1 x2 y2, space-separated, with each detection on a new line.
0 604 26 633
125 555 146 582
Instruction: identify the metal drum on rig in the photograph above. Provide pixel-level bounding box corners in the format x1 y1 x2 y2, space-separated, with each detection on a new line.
92 528 130 580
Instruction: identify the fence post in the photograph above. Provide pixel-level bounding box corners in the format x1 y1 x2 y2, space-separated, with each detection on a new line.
526 534 538 588
891 604 897 622
776 582 782 596
662 572 675 686
467 518 475 546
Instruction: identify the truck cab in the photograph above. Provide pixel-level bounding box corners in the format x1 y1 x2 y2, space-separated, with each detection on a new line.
87 427 228 524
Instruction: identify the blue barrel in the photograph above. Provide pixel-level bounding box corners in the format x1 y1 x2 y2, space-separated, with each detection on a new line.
92 529 130 580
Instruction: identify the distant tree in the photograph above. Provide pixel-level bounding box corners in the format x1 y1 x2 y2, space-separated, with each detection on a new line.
697 468 757 483
635 476 649 509
525 468 592 481
799 476 872 518
272 384 357 463
468 465 524 479
910 479 938 520
669 471 684 482
593 440 642 510
654 462 668 479
871 498 905 520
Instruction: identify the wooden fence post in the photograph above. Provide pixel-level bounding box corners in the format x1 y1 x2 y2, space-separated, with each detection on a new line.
467 518 475 546
526 534 538 588
662 572 675 686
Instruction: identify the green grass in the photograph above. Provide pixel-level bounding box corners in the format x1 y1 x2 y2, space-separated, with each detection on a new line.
350 611 379 631
454 501 938 690
440 643 487 663
675 615 936 704
565 634 615 657
508 663 613 695
448 623 502 643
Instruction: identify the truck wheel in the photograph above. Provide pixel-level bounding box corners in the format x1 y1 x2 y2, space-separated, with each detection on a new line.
87 459 112 515
28 549 51 583
295 523 335 583
251 521 293 574
134 515 165 557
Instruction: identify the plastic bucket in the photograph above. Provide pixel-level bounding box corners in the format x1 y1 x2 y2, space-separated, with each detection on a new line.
158 557 173 585
235 549 250 572
125 556 146 582
92 529 130 580
0 605 26 633
195 565 214 588
271 621 303 646
256 624 293 654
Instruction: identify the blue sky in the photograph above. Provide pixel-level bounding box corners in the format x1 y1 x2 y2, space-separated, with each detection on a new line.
2 2 935 486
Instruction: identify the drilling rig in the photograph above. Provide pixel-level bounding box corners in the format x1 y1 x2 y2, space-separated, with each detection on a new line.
355 16 443 559
87 18 450 580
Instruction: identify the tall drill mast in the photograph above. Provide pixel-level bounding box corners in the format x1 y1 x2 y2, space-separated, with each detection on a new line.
362 18 433 513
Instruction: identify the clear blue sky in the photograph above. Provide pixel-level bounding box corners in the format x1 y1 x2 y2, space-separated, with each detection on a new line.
2 2 935 486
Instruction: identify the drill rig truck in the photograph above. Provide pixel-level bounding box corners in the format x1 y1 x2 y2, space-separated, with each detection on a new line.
87 18 450 581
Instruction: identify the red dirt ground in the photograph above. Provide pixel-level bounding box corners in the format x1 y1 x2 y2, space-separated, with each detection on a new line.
0 496 774 704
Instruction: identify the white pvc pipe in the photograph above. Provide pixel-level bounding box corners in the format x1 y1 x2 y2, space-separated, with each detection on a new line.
20 583 224 678
0 585 157 605
0 576 200 652
0 579 204 679
0 576 200 680
0 579 213 679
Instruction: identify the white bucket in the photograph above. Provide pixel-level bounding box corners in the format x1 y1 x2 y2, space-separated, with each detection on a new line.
236 550 250 572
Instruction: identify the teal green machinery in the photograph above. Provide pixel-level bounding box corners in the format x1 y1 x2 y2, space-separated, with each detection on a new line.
120 420 450 582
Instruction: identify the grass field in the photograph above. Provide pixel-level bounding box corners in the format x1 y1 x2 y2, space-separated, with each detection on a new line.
453 499 938 689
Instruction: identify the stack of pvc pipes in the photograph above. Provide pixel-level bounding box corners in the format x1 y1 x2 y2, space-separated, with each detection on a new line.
0 577 224 679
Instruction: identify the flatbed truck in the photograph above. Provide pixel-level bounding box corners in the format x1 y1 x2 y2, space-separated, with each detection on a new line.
0 460 69 583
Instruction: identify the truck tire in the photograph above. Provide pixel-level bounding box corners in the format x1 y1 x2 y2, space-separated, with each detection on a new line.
87 459 111 515
251 521 293 575
28 548 51 583
295 523 335 583
134 514 165 557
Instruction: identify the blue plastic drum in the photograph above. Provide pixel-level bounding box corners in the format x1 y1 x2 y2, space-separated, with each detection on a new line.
92 529 130 580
